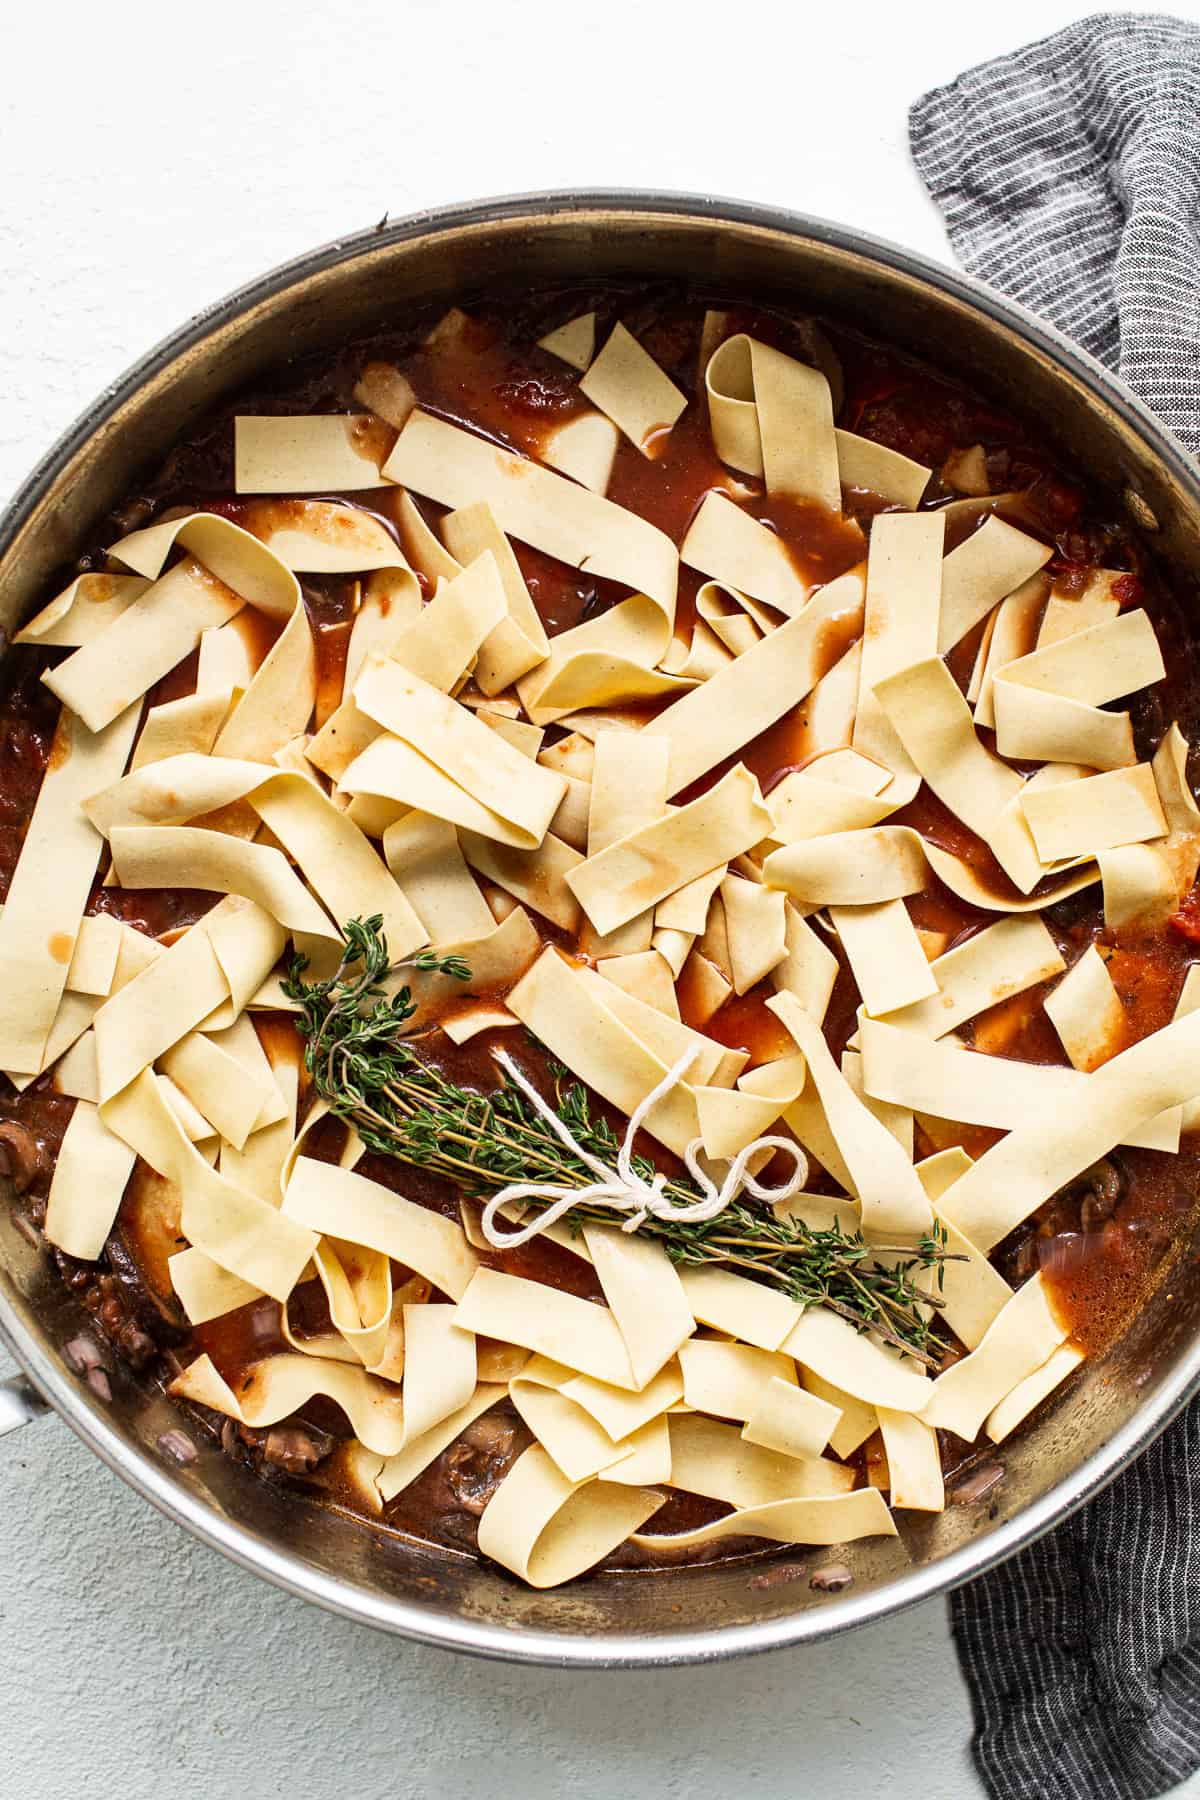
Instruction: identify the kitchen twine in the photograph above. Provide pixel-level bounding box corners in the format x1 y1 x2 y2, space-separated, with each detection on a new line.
479 1047 809 1249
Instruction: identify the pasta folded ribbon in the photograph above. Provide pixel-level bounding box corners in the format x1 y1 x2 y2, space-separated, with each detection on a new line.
172 1352 408 1456
476 1444 664 1589
385 410 678 617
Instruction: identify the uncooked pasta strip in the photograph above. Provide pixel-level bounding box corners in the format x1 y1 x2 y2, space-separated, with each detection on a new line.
383 551 507 691
803 1371 878 1459
995 608 1164 705
665 1414 852 1508
385 410 678 617
937 516 1054 652
374 1385 507 1503
92 904 277 1103
1021 765 1166 862
173 1352 407 1455
109 511 300 619
562 1362 685 1442
43 562 239 737
353 660 566 848
61 916 122 998
880 915 1064 1038
645 570 865 795
986 1343 1086 1443
402 908 540 1016
783 1306 933 1412
43 1102 137 1261
923 839 1100 914
240 501 405 574
109 826 338 941
459 830 583 934
401 1303 477 1442
538 312 596 370
606 1416 672 1486
857 1016 1177 1150
584 1224 695 1390
972 576 1047 729
476 1444 663 1588
935 1004 1200 1251
765 770 896 842
579 322 687 452
771 904 839 1024
567 764 770 937
579 963 736 1085
506 949 702 1156
234 416 394 492
704 335 840 507
835 430 931 508
741 1377 841 1461
453 1267 637 1388
921 1274 1068 1439
763 827 927 907
695 582 768 656
217 1030 300 1205
168 1248 262 1327
309 1241 393 1370
829 899 937 1017
1044 945 1126 1071
102 1069 315 1298
841 1049 913 1156
1098 845 1178 929
694 1085 793 1159
769 992 932 1238
0 702 138 1074
510 1377 638 1484
131 690 232 770
85 752 273 836
656 866 727 934
282 1157 478 1300
720 874 787 994
877 1408 944 1511
212 589 315 762
680 491 814 616
16 573 150 647
853 512 944 803
343 568 422 695
1038 584 1121 648
677 1266 802 1350
992 683 1135 770
251 774 427 958
441 502 550 692
515 596 683 725
913 1150 1014 1351
158 1031 279 1151
381 813 495 943
632 1485 897 1551
678 1341 798 1421
873 654 1023 838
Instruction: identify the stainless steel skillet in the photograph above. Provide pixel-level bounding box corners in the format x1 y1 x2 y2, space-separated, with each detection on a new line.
2 190 1199 1665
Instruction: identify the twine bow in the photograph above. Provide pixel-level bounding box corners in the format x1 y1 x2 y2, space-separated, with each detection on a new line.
480 1047 809 1250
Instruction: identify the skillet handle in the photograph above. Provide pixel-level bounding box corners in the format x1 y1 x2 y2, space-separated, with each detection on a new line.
0 1373 50 1437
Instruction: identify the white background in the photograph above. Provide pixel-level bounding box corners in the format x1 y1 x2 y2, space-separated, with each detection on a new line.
2 2 1199 1795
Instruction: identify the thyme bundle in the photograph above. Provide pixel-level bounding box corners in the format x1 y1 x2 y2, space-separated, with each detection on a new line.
284 918 956 1366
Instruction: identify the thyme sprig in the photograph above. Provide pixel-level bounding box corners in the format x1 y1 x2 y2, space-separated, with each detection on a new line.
284 918 956 1367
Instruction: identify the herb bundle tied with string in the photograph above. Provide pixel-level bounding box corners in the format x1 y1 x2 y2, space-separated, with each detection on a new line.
284 917 958 1367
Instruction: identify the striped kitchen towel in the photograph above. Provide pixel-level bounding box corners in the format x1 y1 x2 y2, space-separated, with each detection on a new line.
911 15 1200 1800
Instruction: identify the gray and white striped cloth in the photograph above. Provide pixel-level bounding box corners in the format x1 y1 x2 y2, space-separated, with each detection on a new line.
911 15 1200 1800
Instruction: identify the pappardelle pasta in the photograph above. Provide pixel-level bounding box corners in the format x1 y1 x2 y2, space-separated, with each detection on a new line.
3 287 1198 1590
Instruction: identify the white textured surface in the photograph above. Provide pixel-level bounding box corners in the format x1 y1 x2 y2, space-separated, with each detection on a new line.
3 3 1200 1796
